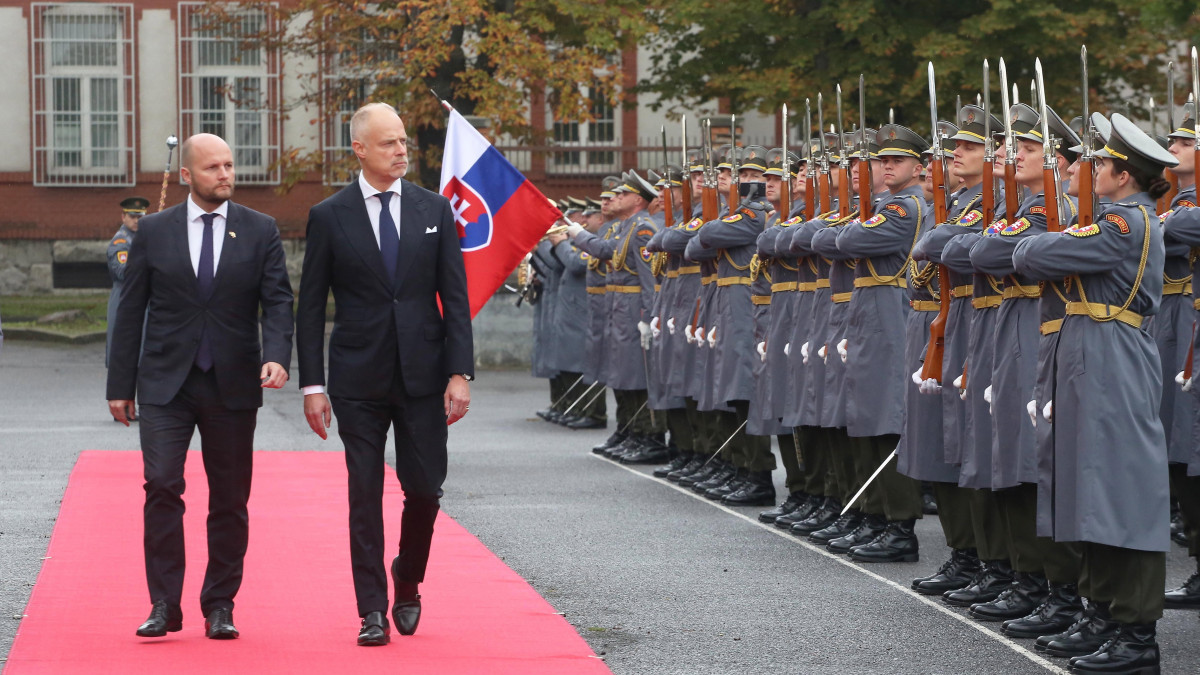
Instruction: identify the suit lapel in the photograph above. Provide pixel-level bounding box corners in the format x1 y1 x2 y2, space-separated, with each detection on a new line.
210 202 239 298
166 203 200 298
393 180 426 289
333 182 393 291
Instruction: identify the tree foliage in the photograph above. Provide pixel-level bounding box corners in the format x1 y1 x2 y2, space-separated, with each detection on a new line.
641 0 1200 139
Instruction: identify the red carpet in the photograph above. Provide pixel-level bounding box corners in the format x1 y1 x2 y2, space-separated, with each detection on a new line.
4 451 611 675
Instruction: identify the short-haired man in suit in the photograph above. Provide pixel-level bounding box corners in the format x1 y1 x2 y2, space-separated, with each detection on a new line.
296 102 474 646
107 133 295 640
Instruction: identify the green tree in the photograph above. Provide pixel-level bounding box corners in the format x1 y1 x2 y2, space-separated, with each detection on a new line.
197 0 655 189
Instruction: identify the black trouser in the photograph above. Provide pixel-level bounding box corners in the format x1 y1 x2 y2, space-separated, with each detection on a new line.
933 482 975 551
554 372 586 413
331 371 448 617
969 488 1009 562
578 383 607 422
778 431 802 493
1082 542 1166 624
668 407 694 453
797 426 830 498
139 366 257 616
1170 462 1200 557
997 482 1081 582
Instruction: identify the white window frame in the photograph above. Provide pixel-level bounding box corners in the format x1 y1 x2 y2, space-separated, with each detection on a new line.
30 3 136 187
548 86 619 175
178 2 280 185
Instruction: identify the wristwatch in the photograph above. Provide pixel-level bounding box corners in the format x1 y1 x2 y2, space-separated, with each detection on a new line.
454 373 474 381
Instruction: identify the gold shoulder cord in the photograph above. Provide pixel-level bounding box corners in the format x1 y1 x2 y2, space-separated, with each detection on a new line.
749 254 762 281
952 195 982 224
866 197 925 285
1165 202 1194 287
721 248 752 271
1074 206 1151 322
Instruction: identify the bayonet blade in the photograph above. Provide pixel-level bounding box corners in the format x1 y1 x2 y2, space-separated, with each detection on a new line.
782 102 790 183
1000 58 1015 157
928 61 941 158
805 98 813 163
1150 97 1158 138
1035 58 1053 162
983 59 993 161
1169 61 1177 131
1081 46 1091 154
835 84 845 158
1192 46 1200 138
817 92 827 157
859 74 867 157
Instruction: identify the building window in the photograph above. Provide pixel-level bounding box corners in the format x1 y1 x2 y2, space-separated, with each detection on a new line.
30 3 136 187
320 22 400 186
179 2 280 184
549 87 618 174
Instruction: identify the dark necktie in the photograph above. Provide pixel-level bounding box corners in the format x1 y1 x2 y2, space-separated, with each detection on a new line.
377 191 399 282
195 213 215 371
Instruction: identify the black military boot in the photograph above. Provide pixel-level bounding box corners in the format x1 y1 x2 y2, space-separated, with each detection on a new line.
776 494 822 529
759 491 808 523
827 513 887 554
809 509 863 545
1002 583 1085 639
1067 622 1159 674
970 572 1048 622
654 452 691 478
913 548 981 595
620 434 670 465
850 518 920 563
723 471 776 507
705 467 746 500
790 497 841 536
693 462 736 494
536 408 555 421
605 434 642 460
1163 562 1200 609
943 559 1014 607
679 459 720 488
669 456 708 483
1037 602 1119 657
592 430 628 455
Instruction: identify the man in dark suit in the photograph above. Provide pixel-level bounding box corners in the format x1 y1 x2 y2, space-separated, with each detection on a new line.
296 102 474 646
107 133 294 641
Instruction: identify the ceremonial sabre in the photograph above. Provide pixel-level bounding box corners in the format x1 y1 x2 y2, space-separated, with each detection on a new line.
158 135 179 212
560 381 600 417
841 449 898 515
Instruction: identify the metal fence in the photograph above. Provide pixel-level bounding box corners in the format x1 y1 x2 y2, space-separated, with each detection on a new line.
495 135 777 178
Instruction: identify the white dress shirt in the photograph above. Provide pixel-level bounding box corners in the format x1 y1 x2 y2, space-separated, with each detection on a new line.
302 173 404 397
186 195 229 277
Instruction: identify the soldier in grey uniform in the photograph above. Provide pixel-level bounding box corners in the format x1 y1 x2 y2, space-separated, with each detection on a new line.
106 196 149 368
1012 114 1175 674
548 201 594 429
833 124 928 563
581 180 624 445
568 171 664 458
531 218 565 421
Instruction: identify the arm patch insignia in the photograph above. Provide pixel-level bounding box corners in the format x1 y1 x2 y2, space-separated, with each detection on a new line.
112 238 127 245
985 218 1006 235
685 217 703 231
863 214 887 228
1105 214 1130 234
1000 217 1032 236
1067 223 1101 238
956 210 982 226
640 247 653 262
117 251 128 264
885 203 907 217
783 215 803 226
1181 200 1198 208
580 251 590 260
1029 205 1046 216
721 214 743 223
637 228 655 238
739 207 756 219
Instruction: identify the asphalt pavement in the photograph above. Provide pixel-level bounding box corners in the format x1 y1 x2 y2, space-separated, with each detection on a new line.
2 340 1198 673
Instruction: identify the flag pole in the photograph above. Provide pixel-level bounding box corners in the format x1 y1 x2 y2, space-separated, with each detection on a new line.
429 88 453 112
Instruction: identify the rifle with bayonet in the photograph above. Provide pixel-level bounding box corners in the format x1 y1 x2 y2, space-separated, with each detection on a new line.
1165 62 1181 209
1186 46 1200 383
921 61 951 383
661 125 674 228
999 58 1021 221
1035 59 1063 233
680 116 693 221
835 85 851 219
982 59 996 225
781 103 792 218
858 74 873 221
817 93 833 215
805 99 817 220
1079 47 1096 230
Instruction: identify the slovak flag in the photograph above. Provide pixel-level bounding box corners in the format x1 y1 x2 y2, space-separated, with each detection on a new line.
439 108 562 317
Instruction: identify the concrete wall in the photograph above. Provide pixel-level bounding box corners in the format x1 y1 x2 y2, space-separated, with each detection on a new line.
0 8 30 172
138 9 177 172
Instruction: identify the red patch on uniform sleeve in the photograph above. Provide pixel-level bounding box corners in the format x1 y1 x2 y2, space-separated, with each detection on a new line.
739 207 756 219
1181 200 1198 208
637 228 655 237
1030 206 1046 215
1105 214 1130 234
885 204 907 217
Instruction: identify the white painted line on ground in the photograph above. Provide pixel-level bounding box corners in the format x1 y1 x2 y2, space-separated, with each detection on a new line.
592 454 1068 675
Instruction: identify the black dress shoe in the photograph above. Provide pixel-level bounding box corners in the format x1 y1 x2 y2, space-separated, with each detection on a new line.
1067 622 1159 673
1164 568 1200 609
392 597 421 636
809 510 863 545
136 600 182 637
668 456 706 483
943 559 1014 607
850 519 920 563
536 408 554 421
827 513 886 554
591 431 627 454
759 491 807 522
775 495 821 528
204 608 238 639
722 471 776 507
704 469 746 500
654 454 692 478
604 436 641 459
970 572 1047 622
357 611 391 646
678 461 719 488
693 463 736 493
621 437 671 465
567 416 607 430
790 497 841 536
1002 583 1084 639
913 548 980 595
556 414 582 426
1037 603 1118 657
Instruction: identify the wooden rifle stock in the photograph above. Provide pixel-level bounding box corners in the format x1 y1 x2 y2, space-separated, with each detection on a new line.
982 161 996 225
1164 170 1180 213
1186 321 1197 381
1044 167 1062 233
837 166 851 219
818 172 832 214
859 160 872 220
702 186 719 222
1078 159 1094 228
805 171 816 220
920 154 951 382
1003 162 1019 221
681 176 694 223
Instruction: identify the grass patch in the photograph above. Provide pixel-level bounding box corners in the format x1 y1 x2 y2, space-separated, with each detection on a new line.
6 318 106 337
0 294 109 322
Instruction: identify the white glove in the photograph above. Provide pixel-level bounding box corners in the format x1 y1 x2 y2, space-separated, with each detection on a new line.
707 325 718 348
1177 370 1194 392
565 222 585 238
1043 400 1054 422
818 344 828 363
638 321 652 350
650 316 661 339
984 385 993 415
1027 399 1038 427
953 374 967 401
667 317 676 335
784 342 791 357
757 341 767 362
912 369 924 385
695 326 706 348
685 325 695 344
800 342 810 364
837 338 848 363
914 369 942 395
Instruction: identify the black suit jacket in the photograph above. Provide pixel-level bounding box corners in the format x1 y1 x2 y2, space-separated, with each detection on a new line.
105 201 295 410
296 179 474 400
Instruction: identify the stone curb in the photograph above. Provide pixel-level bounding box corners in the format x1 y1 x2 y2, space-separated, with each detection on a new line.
2 327 107 344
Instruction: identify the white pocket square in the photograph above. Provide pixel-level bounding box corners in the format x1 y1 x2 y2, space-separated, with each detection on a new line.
425 226 438 234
